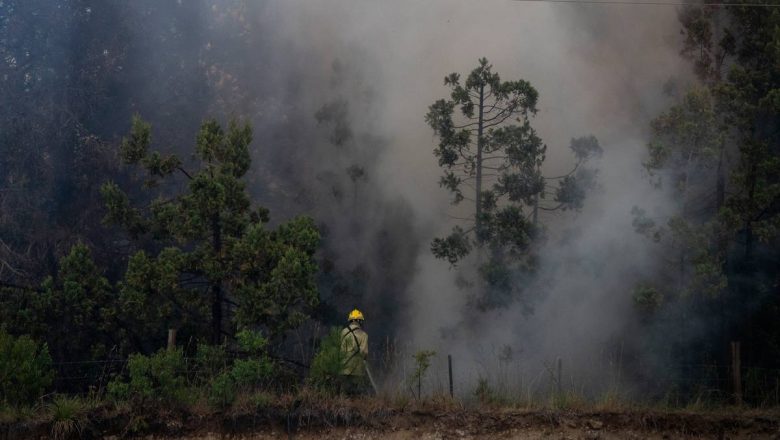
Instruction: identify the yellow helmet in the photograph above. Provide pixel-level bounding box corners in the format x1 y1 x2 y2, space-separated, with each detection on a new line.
348 308 364 322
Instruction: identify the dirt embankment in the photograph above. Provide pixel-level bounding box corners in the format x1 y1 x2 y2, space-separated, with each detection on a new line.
4 400 780 439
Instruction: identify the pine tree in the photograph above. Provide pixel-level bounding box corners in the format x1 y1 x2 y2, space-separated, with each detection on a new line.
102 116 320 344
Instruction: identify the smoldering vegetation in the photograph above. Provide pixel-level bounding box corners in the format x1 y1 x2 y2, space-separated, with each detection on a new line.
2 0 779 408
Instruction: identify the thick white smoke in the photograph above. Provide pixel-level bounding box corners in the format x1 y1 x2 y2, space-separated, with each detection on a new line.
198 0 693 396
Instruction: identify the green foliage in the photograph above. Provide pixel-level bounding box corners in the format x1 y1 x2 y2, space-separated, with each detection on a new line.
425 58 544 261
106 381 130 401
430 226 472 265
425 59 600 310
208 372 236 409
632 284 664 316
630 206 658 239
120 115 152 165
231 358 273 387
104 117 321 344
307 328 345 394
194 344 229 383
109 348 191 404
0 330 53 407
474 377 501 405
426 59 601 269
47 244 115 358
206 356 274 409
633 3 780 400
232 329 274 386
637 86 728 305
408 350 436 399
47 395 89 440
0 244 119 362
646 87 721 178
248 391 272 410
116 248 196 347
236 328 268 354
195 330 274 409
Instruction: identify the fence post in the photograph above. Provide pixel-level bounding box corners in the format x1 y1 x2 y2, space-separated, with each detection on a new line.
448 355 453 398
731 341 742 405
167 328 177 351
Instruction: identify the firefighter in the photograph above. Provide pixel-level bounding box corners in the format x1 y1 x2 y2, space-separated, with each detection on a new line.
340 308 368 395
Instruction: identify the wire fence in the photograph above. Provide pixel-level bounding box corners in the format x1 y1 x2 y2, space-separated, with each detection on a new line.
48 340 780 407
363 340 780 407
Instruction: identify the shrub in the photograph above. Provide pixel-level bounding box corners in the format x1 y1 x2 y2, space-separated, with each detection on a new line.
195 343 228 385
232 358 273 387
47 395 89 440
408 350 436 400
236 329 268 354
474 377 498 404
0 330 54 407
208 372 236 409
106 380 130 401
307 328 345 394
232 329 273 388
108 348 191 404
201 329 274 409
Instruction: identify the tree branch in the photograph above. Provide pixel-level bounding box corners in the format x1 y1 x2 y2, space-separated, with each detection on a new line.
544 160 582 180
177 166 194 180
453 120 481 129
539 203 564 211
446 214 475 222
482 113 515 129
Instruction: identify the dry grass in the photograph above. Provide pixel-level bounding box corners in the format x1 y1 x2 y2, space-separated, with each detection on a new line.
46 395 90 440
1 390 778 440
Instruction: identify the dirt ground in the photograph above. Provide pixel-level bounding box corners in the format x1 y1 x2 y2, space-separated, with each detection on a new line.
160 428 773 440
146 409 780 440
6 401 779 439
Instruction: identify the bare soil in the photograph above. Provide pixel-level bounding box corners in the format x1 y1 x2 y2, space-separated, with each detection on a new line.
161 409 780 440
5 400 780 439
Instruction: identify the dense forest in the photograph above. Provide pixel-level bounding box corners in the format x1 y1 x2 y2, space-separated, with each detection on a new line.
0 0 778 412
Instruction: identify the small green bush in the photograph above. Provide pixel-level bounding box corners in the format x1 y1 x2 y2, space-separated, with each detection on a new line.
232 358 273 387
408 350 436 399
232 329 273 388
106 380 130 401
108 348 191 404
195 343 228 385
0 330 54 407
47 395 88 440
201 329 274 409
249 391 272 409
236 329 268 354
307 328 344 394
208 372 236 409
474 377 499 404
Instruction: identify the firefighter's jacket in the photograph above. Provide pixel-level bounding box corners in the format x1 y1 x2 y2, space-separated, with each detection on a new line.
340 322 368 376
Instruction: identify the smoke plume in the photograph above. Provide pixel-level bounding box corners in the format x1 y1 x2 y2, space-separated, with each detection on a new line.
117 0 693 396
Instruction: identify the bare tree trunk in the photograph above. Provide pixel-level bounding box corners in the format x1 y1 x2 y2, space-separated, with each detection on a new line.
533 164 541 226
475 84 485 239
